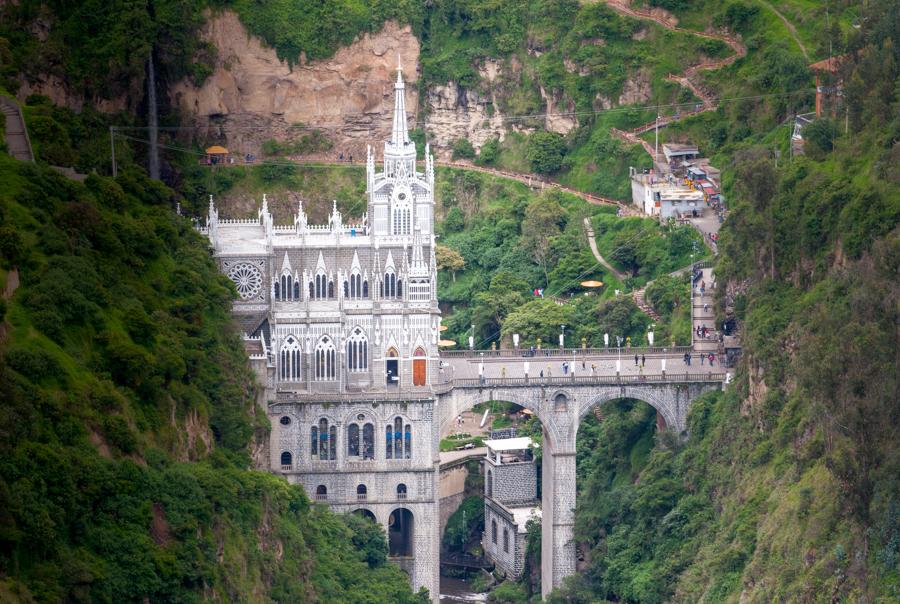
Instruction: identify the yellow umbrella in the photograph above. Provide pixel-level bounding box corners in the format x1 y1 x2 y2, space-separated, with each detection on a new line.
438 339 457 347
581 280 604 288
205 145 229 155
439 325 449 332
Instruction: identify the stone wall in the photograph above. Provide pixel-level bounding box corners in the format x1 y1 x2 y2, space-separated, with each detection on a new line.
486 459 537 504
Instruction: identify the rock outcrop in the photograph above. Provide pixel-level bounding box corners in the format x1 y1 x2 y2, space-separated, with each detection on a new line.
172 11 420 159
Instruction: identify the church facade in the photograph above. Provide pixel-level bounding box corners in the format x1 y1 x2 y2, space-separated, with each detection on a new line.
203 67 440 598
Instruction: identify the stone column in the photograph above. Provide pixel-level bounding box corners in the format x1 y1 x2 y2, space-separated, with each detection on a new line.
541 430 577 599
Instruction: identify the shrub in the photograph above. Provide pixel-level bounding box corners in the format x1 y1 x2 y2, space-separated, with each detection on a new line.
451 138 476 160
526 131 567 174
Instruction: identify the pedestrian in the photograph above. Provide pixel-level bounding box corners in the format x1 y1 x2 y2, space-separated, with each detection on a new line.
562 362 569 375
540 370 544 378
591 363 596 375
703 303 709 312
641 354 645 367
348 153 353 163
708 353 715 366
685 353 691 366
547 364 552 377
701 354 705 365
634 354 639 366
339 151 344 161
501 366 506 378
582 360 586 370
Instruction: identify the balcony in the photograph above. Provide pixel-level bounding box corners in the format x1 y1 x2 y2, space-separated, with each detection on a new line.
280 464 293 472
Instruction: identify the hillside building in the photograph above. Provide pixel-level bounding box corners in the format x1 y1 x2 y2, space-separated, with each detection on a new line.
483 437 541 578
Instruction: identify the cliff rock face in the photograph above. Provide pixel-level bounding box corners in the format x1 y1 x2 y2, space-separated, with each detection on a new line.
172 11 420 159
424 61 508 156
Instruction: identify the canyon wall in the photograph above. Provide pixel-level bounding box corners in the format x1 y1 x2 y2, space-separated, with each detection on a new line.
172 12 421 160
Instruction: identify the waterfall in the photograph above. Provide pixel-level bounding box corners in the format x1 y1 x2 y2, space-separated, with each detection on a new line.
147 53 160 180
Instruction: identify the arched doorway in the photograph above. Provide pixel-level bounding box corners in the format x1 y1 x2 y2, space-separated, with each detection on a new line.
388 508 414 557
386 347 399 387
412 347 426 386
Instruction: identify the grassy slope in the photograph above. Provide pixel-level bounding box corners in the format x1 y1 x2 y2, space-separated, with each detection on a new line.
0 156 425 603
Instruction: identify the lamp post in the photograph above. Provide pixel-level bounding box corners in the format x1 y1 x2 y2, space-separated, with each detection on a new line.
615 335 622 375
469 324 475 350
560 324 566 349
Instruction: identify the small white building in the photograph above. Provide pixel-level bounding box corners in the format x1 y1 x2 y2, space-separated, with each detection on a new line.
629 168 705 221
483 437 541 578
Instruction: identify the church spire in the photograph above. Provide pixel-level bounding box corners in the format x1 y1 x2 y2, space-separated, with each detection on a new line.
390 59 411 147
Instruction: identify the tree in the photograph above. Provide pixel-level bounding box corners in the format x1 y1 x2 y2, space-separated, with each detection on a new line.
451 138 476 160
472 271 529 337
521 191 567 284
802 118 836 159
435 244 465 281
526 131 567 174
476 138 500 165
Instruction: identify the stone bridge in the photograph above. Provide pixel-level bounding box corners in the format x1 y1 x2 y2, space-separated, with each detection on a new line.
433 355 725 598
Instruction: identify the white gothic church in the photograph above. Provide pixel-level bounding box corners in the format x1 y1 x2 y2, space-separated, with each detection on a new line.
202 66 441 597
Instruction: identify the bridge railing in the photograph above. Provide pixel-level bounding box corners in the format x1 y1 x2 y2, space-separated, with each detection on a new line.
439 345 693 359
445 372 727 388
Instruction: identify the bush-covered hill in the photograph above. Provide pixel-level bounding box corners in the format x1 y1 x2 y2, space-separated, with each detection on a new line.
534 3 900 602
0 156 427 603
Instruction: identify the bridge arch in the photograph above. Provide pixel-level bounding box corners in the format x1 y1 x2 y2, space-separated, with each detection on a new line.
577 386 680 434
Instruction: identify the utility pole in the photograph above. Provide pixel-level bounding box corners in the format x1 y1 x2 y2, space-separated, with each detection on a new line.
109 126 117 177
654 105 660 162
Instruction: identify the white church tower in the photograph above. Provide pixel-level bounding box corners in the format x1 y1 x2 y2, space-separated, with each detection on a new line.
203 64 440 600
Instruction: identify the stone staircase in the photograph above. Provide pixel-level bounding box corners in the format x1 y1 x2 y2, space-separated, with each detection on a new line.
1 96 34 162
632 287 662 322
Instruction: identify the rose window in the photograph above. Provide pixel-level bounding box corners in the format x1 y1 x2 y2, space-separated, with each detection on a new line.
227 263 263 299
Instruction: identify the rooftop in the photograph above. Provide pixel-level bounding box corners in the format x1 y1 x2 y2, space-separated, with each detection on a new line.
484 437 539 452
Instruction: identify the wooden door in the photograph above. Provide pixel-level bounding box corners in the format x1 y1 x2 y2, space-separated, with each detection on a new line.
413 358 426 386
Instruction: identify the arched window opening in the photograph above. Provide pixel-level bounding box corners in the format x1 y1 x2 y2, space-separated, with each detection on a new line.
315 336 336 381
362 423 374 459
554 393 568 412
343 280 349 298
314 418 335 461
274 281 280 300
280 451 292 469
356 484 367 501
503 528 509 553
346 328 368 372
328 281 334 298
293 280 300 299
348 423 360 457
385 425 393 459
280 416 291 426
394 417 403 459
404 424 412 459
388 508 414 557
363 279 369 297
385 347 399 387
280 336 301 381
315 485 327 501
308 281 314 299
329 425 336 460
315 273 327 299
486 470 492 498
383 272 398 298
396 483 407 500
280 275 289 300
491 519 498 544
397 279 403 297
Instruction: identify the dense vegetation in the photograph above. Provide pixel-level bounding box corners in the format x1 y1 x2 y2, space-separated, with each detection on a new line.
0 157 426 603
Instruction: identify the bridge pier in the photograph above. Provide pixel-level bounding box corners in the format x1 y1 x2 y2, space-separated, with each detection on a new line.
542 435 577 599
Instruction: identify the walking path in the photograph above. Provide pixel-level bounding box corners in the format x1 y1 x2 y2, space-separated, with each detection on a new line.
756 0 809 60
583 217 628 281
598 0 747 160
691 266 719 356
1 96 34 162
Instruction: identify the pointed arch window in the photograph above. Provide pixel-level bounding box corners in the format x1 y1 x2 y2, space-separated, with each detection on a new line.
348 272 364 298
315 336 336 380
279 336 301 381
383 271 397 298
346 328 368 372
293 280 300 299
347 421 374 460
386 416 412 460
491 520 498 544
503 528 510 553
274 280 280 300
